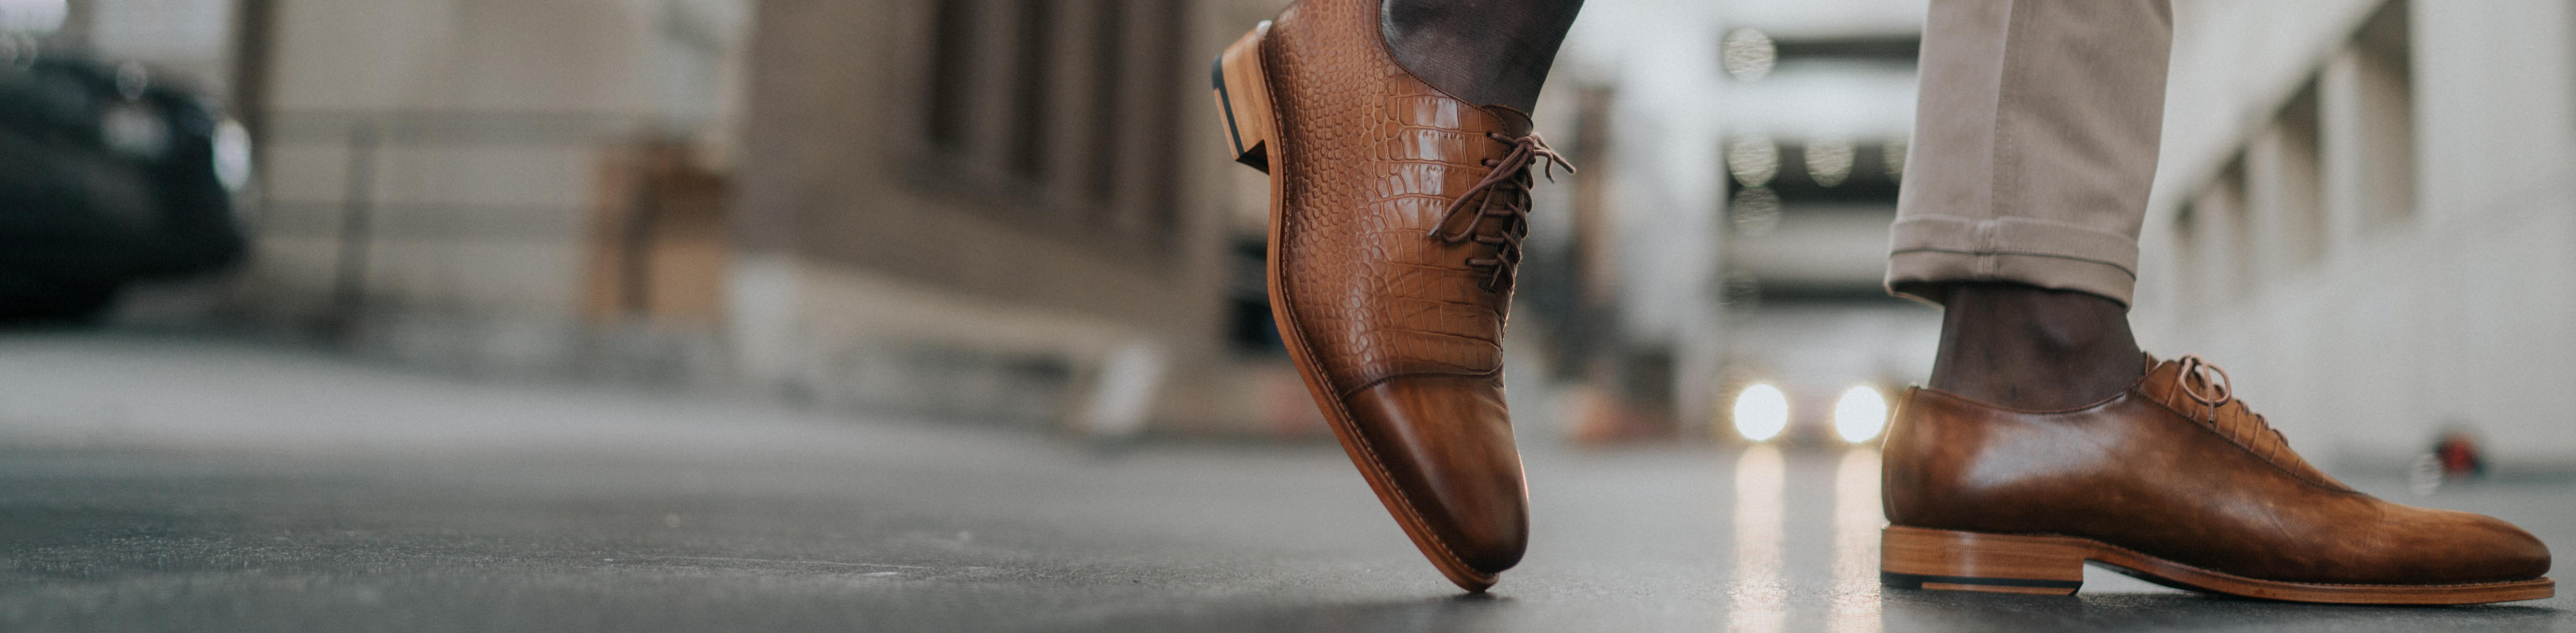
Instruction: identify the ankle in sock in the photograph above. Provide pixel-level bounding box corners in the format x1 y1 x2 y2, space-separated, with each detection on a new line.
1380 0 1586 113
1927 283 2147 410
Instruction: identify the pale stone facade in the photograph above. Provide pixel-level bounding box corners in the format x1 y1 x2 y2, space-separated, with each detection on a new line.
2134 0 2576 467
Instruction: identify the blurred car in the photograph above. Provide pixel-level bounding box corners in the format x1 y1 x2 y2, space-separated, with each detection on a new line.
0 55 247 322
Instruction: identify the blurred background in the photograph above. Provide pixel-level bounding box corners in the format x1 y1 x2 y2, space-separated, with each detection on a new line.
6 0 2576 629
2 0 2572 476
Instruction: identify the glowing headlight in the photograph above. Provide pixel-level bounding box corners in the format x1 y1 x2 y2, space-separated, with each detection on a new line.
1733 383 1789 442
1833 385 1888 443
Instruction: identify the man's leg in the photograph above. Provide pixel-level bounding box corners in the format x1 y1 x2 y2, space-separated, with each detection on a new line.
1889 0 2171 410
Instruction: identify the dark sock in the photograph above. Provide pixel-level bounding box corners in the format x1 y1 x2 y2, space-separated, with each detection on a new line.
1381 0 1587 113
1927 283 2147 410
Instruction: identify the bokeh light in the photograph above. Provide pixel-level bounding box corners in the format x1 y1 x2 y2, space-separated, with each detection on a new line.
1733 383 1789 442
1730 187 1780 236
1832 385 1887 443
1804 138 1854 187
1721 28 1776 81
1726 135 1779 188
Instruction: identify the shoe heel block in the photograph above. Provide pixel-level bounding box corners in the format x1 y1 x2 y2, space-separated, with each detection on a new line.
1210 21 1275 172
1881 526 2086 595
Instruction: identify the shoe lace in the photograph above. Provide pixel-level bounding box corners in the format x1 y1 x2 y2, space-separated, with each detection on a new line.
1427 132 1573 291
2169 355 2349 489
2174 354 2289 446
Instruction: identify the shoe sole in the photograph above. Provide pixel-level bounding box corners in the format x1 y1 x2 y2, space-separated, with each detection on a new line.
1882 525 2556 604
1211 20 1500 593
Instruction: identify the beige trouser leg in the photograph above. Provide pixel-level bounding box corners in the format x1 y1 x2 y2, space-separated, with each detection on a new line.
1885 0 2174 306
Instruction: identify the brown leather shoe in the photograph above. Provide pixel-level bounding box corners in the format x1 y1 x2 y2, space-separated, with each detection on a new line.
1881 355 2554 604
1209 0 1566 592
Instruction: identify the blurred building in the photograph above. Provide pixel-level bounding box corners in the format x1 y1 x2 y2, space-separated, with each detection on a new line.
2134 0 2576 468
1548 0 2576 466
1535 0 1935 445
1704 1 1935 446
27 0 1327 437
727 0 1307 435
235 0 760 378
41 0 2576 462
1520 0 1737 443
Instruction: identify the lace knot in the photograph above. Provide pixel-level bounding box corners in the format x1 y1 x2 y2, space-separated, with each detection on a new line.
2175 354 2233 410
2173 354 2291 445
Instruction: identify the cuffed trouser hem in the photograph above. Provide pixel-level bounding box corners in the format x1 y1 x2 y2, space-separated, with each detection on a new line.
1884 214 2140 306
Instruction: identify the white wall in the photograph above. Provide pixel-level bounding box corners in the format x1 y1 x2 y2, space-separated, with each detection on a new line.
2137 0 2576 468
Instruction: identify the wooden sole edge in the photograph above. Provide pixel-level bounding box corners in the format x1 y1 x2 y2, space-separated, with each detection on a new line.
1883 526 2555 605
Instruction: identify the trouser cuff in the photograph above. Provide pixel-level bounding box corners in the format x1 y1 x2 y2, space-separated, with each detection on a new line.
1883 215 2140 306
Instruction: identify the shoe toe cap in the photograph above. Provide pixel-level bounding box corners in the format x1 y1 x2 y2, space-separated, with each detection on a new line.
1343 375 1530 574
2374 505 2552 583
2457 512 2552 581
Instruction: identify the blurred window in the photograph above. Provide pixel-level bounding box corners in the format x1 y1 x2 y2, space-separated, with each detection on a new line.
2350 0 2413 227
2265 81 2323 267
2170 0 2415 314
2216 158 2251 301
915 0 1188 252
1083 0 1122 204
1005 0 1050 177
925 0 978 149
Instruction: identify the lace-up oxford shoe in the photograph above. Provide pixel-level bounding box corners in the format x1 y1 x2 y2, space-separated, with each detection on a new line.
1210 0 1568 592
1881 355 2554 604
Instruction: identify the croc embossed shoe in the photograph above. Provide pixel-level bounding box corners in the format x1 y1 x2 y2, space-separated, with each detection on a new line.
1210 0 1568 592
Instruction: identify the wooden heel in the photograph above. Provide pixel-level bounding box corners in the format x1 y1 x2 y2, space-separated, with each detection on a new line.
1881 526 2087 595
1210 21 1276 173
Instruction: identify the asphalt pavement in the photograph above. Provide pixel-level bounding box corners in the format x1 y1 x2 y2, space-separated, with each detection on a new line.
0 334 2568 632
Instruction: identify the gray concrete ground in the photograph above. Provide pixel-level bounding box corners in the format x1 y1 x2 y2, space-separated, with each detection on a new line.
0 334 2568 632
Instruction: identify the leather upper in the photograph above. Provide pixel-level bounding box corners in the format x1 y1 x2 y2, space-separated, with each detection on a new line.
1262 0 1531 574
1267 0 1526 394
1883 357 2551 585
2135 357 2349 491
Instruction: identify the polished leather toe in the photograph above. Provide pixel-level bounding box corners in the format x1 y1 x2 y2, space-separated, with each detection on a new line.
2422 509 2552 583
2301 504 2556 585
1343 375 1529 574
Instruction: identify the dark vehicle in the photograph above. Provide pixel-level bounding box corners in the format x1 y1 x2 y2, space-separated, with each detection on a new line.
0 55 248 322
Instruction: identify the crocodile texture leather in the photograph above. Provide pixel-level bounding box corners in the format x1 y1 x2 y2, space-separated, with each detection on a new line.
1259 0 1533 588
1270 6 1523 392
1883 357 2551 585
